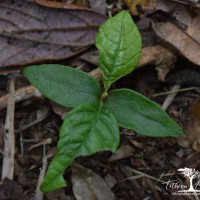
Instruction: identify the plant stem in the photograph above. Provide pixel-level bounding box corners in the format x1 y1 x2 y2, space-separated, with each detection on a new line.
100 91 108 103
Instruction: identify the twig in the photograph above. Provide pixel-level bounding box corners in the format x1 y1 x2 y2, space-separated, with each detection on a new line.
0 148 4 155
2 80 15 180
0 85 41 111
125 166 165 183
120 174 143 181
19 132 24 157
145 178 162 200
15 107 50 133
34 145 48 200
153 87 200 97
28 138 52 151
194 193 200 200
162 84 181 111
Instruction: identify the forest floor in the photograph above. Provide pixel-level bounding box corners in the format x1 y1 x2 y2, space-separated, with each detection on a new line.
1 0 200 200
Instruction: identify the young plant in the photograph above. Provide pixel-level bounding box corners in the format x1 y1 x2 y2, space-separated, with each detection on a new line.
23 11 182 192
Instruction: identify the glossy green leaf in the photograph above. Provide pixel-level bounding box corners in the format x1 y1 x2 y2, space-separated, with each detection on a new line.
23 64 101 108
104 89 182 137
40 103 120 192
96 11 142 91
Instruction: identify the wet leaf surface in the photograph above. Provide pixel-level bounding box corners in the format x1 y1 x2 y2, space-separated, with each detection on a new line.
0 0 106 69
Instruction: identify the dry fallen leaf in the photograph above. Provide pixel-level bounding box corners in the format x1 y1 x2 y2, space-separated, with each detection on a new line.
125 0 200 16
171 0 200 7
148 0 200 66
152 21 200 66
35 0 88 9
138 45 176 81
178 99 200 151
125 0 200 66
88 0 107 14
109 144 134 162
0 0 106 71
50 102 69 120
71 164 116 200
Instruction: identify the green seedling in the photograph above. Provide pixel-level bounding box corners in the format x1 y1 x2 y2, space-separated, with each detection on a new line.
23 11 182 192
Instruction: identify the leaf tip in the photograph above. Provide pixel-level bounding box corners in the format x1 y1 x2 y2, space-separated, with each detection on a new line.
40 174 67 193
169 124 183 137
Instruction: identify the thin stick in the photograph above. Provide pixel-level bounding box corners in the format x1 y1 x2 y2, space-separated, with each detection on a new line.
15 108 49 133
0 85 41 111
19 132 24 157
2 80 15 180
162 84 181 111
145 178 162 200
153 87 200 97
34 145 48 200
28 138 52 151
194 193 200 200
125 166 165 183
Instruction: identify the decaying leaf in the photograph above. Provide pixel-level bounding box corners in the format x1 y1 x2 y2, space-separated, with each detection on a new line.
152 22 200 66
50 102 69 120
138 45 176 81
171 0 200 7
144 0 200 39
71 164 116 200
148 0 200 66
125 0 200 16
35 0 88 9
178 99 200 151
125 0 200 66
108 144 134 162
88 0 107 14
0 0 106 70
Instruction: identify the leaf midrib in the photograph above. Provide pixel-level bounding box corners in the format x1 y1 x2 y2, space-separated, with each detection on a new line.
104 15 125 84
77 104 104 155
37 75 97 96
